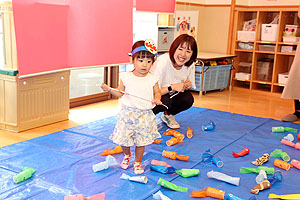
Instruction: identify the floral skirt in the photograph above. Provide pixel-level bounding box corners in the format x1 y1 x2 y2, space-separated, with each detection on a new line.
110 105 161 147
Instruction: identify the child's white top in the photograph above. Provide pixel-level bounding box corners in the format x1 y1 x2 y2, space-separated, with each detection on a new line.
150 53 196 89
120 71 159 110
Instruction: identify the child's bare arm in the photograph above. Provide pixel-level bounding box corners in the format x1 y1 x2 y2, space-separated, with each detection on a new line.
100 80 125 98
152 82 162 105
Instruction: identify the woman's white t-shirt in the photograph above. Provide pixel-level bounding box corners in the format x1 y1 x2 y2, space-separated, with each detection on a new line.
150 53 196 89
120 71 159 110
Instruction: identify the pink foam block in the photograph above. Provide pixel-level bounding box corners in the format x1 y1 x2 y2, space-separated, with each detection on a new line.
86 192 105 200
151 160 171 167
295 143 300 150
64 193 105 200
281 139 296 147
291 159 300 170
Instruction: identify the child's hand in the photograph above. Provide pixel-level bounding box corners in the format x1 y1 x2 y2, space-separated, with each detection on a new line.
152 98 162 105
100 83 110 92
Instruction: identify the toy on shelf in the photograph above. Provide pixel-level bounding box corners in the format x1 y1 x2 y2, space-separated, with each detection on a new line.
207 170 240 186
120 173 148 184
153 139 163 144
92 155 119 172
298 131 300 140
64 192 105 200
166 137 183 146
176 169 200 178
202 149 223 168
272 126 297 133
163 129 185 140
269 194 300 199
232 148 250 157
281 139 300 150
202 121 216 131
240 166 274 175
270 149 290 162
100 146 122 156
188 187 224 199
152 190 171 200
157 178 188 192
291 159 300 170
186 127 193 138
13 167 36 184
251 153 270 166
162 150 189 161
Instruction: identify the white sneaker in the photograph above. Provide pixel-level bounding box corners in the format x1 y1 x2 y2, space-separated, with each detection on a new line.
161 113 180 129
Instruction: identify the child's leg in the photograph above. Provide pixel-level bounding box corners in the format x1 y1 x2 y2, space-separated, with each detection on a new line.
120 146 131 169
121 146 131 156
135 146 145 162
134 146 145 174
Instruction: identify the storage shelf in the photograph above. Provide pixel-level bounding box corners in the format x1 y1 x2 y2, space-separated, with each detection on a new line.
231 8 298 94
255 50 276 54
233 78 251 82
277 52 296 56
235 49 254 53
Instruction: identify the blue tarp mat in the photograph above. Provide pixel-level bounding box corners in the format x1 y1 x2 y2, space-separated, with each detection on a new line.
0 107 300 200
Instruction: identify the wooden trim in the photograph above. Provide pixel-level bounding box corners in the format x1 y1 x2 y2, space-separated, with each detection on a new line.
235 5 299 9
70 93 110 108
227 0 236 54
176 2 231 7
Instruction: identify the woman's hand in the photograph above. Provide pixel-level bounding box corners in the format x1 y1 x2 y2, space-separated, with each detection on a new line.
152 98 162 105
171 82 185 92
184 80 192 90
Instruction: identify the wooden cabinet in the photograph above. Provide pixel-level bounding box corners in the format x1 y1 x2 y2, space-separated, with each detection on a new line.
231 8 299 94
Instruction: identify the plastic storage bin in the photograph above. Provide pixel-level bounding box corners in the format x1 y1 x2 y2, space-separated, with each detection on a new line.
258 44 276 52
278 72 289 85
0 71 70 132
238 62 252 73
192 64 231 93
237 31 255 41
257 58 273 81
261 24 278 42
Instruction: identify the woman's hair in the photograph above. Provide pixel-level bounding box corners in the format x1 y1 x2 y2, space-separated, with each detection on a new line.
169 34 198 67
131 40 156 63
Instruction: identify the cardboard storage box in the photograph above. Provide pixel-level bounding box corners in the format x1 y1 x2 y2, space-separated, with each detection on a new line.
0 71 70 132
261 24 278 42
237 31 255 41
278 72 289 85
235 72 251 80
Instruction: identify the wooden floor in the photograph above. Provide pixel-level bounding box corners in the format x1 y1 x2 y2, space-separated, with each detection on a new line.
0 88 298 148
